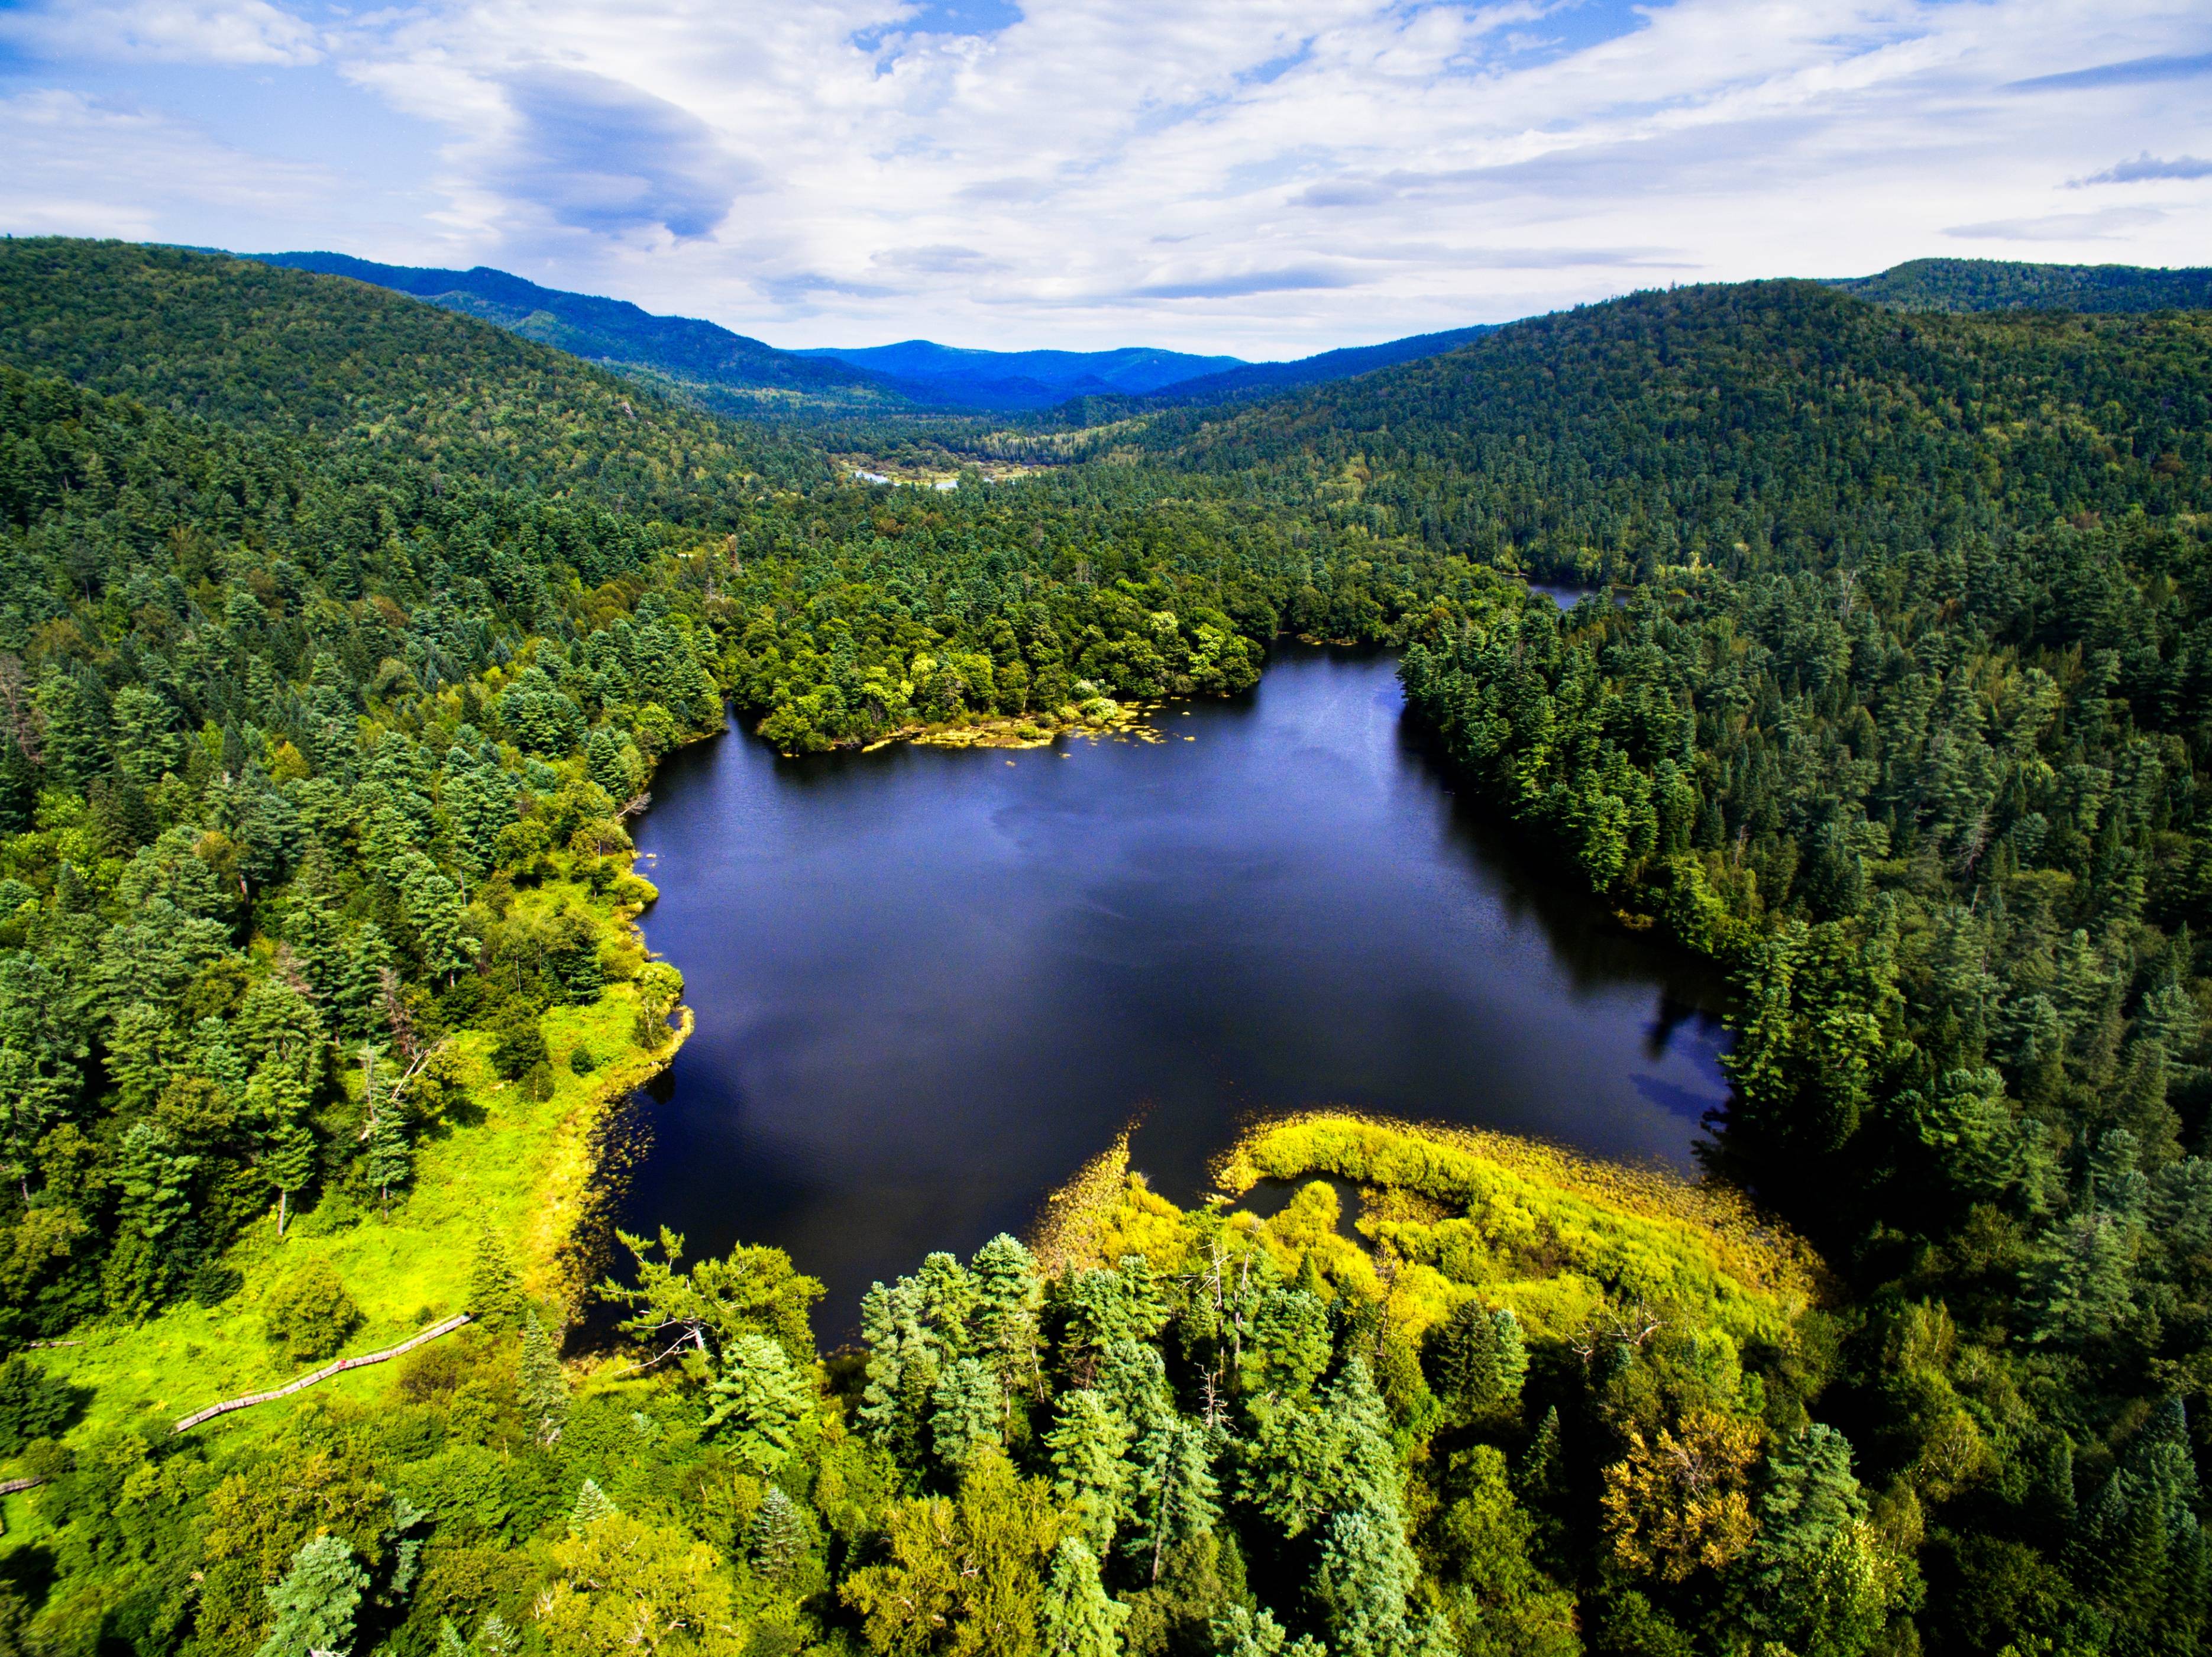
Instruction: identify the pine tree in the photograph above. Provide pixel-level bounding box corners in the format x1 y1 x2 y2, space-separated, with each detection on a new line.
1124 1414 1221 1582
2075 1395 2210 1648
361 1066 412 1218
254 1534 368 1657
703 1332 810 1472
930 1355 1005 1474
745 1484 813 1581
1242 1285 1331 1396
1048 1388 1135 1551
396 852 471 982
468 1225 525 1330
1425 1300 1528 1418
1316 1499 1459 1657
1734 1423 1889 1657
1095 1338 1173 1436
970 1232 1043 1398
115 1122 199 1242
516 1312 568 1446
1318 1356 1400 1516
567 1478 618 1536
1211 1606 1327 1657
333 924 395 1042
263 1113 315 1238
1039 1536 1127 1657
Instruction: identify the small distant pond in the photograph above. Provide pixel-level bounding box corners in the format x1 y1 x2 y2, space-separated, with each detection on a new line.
1527 581 1629 611
1526 581 1595 610
620 646 1731 1329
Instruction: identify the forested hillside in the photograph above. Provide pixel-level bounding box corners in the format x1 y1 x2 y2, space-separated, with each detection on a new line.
1832 257 2212 315
0 240 829 510
1364 289 2212 1649
5 238 2212 1657
1143 280 2211 585
246 252 901 416
0 244 1524 1657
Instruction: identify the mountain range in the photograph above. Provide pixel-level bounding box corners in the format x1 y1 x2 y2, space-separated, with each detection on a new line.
792 339 1245 407
240 250 2212 422
236 252 1507 415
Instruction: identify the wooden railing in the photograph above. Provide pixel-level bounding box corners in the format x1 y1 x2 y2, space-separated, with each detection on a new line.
170 1313 472 1433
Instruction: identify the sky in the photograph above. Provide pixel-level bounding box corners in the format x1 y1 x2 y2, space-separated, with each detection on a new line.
0 0 2207 358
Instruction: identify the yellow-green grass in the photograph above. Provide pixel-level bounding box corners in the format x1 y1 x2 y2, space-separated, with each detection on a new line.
1214 1112 1823 1345
2 886 690 1535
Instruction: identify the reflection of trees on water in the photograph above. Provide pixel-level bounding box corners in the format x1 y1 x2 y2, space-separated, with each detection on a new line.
1390 690 1734 1019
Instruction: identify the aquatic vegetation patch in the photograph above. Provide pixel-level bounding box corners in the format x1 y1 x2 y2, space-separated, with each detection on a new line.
1214 1112 1823 1345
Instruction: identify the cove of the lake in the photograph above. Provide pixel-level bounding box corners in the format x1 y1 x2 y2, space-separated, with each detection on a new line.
620 643 1731 1329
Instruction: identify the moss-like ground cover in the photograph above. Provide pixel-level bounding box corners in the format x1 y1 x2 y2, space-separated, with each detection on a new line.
1 885 690 1548
1050 1111 1821 1351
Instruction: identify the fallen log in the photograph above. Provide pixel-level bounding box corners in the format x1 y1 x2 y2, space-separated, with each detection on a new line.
172 1312 472 1433
0 1476 46 1497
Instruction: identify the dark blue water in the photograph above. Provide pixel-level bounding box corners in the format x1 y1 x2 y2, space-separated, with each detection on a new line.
622 646 1729 1325
1527 581 1597 610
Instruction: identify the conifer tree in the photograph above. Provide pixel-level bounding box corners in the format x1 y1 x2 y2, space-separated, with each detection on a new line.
1212 1606 1327 1657
930 1355 1005 1474
333 924 395 1042
263 1113 315 1239
567 1478 618 1536
1124 1415 1221 1582
1039 1536 1127 1657
1048 1388 1135 1550
468 1225 525 1330
1242 1285 1331 1396
361 1085 411 1217
971 1232 1044 1398
704 1332 810 1471
1734 1423 1890 1657
745 1485 813 1581
1425 1300 1528 1419
1316 1503 1445 1657
516 1312 568 1446
254 1535 368 1657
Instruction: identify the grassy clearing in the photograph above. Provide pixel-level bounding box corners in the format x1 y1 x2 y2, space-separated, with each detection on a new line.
1 882 691 1545
1033 1111 1821 1354
1213 1112 1822 1344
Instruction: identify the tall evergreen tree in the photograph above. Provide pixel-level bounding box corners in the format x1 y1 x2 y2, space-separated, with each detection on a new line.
253 1535 368 1657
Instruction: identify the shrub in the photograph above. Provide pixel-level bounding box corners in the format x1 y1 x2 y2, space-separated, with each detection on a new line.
0 1355 86 1455
631 962 683 1050
487 999 549 1081
265 1258 363 1365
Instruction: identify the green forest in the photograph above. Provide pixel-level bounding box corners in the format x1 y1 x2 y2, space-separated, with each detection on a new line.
1 237 2210 1657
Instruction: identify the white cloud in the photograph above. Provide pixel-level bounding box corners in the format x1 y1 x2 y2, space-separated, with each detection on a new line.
2071 151 2212 186
4 0 2211 352
0 0 321 66
1946 206 2167 240
0 90 334 238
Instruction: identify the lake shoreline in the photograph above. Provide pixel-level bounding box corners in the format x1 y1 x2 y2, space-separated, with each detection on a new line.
624 645 1735 1330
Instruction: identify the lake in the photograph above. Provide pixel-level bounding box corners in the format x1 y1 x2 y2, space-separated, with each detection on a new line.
620 645 1731 1329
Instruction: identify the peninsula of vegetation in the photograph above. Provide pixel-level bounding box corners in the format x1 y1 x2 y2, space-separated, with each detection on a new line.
1 238 2210 1657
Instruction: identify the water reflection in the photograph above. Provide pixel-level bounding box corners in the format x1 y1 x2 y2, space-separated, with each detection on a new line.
620 645 1732 1331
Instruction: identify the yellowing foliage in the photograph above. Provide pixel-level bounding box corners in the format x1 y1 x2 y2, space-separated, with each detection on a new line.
1214 1114 1823 1345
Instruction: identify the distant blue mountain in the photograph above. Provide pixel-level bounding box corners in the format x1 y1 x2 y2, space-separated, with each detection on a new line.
1145 324 1499 403
235 250 1513 416
795 339 1247 409
241 251 897 413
